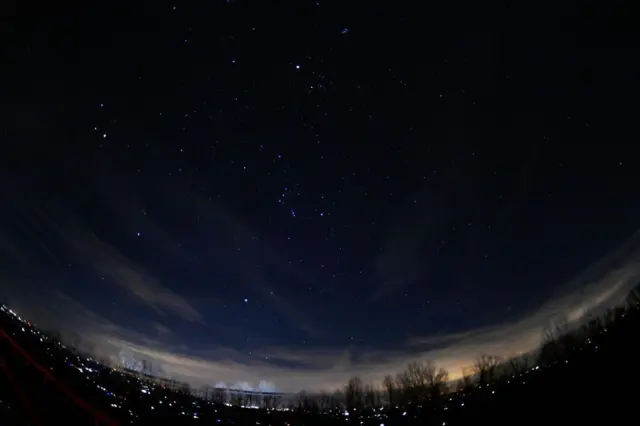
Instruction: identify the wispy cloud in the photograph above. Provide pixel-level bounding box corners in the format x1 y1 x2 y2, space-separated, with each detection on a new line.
152 322 172 335
3 178 638 394
369 168 466 303
371 218 431 302
5 230 637 393
195 203 323 336
93 173 324 338
2 195 205 324
2 172 323 338
55 229 205 324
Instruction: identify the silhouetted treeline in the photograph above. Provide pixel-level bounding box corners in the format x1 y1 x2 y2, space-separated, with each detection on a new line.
283 286 640 425
1 286 640 425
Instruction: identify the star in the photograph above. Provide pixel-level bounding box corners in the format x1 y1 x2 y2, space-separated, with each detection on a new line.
3 6 636 399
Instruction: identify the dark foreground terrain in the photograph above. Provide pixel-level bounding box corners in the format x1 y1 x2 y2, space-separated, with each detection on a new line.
2 290 639 425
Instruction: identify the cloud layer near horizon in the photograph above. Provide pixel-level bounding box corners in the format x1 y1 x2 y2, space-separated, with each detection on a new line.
3 207 639 393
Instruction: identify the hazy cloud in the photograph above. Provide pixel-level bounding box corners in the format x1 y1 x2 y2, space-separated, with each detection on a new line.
5 231 637 393
34 203 204 324
153 322 172 335
95 174 323 338
3 178 638 394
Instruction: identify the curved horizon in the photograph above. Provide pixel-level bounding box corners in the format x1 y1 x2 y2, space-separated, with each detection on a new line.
4 231 639 393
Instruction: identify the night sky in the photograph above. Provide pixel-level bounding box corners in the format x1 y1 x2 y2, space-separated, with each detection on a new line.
2 2 640 392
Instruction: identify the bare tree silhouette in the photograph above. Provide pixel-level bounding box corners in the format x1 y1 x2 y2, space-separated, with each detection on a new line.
344 376 364 411
473 354 502 386
395 360 449 403
230 393 243 406
509 354 530 375
395 368 416 402
424 361 449 399
382 374 396 405
330 389 344 409
458 366 475 392
212 387 227 404
363 382 379 408
294 391 306 411
178 382 191 396
627 288 640 307
262 394 280 410
316 392 332 411
540 316 577 363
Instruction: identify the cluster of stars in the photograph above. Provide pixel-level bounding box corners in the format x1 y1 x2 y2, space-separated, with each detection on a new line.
37 1 633 358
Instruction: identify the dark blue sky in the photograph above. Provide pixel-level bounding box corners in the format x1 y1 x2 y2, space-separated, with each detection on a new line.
2 1 639 392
